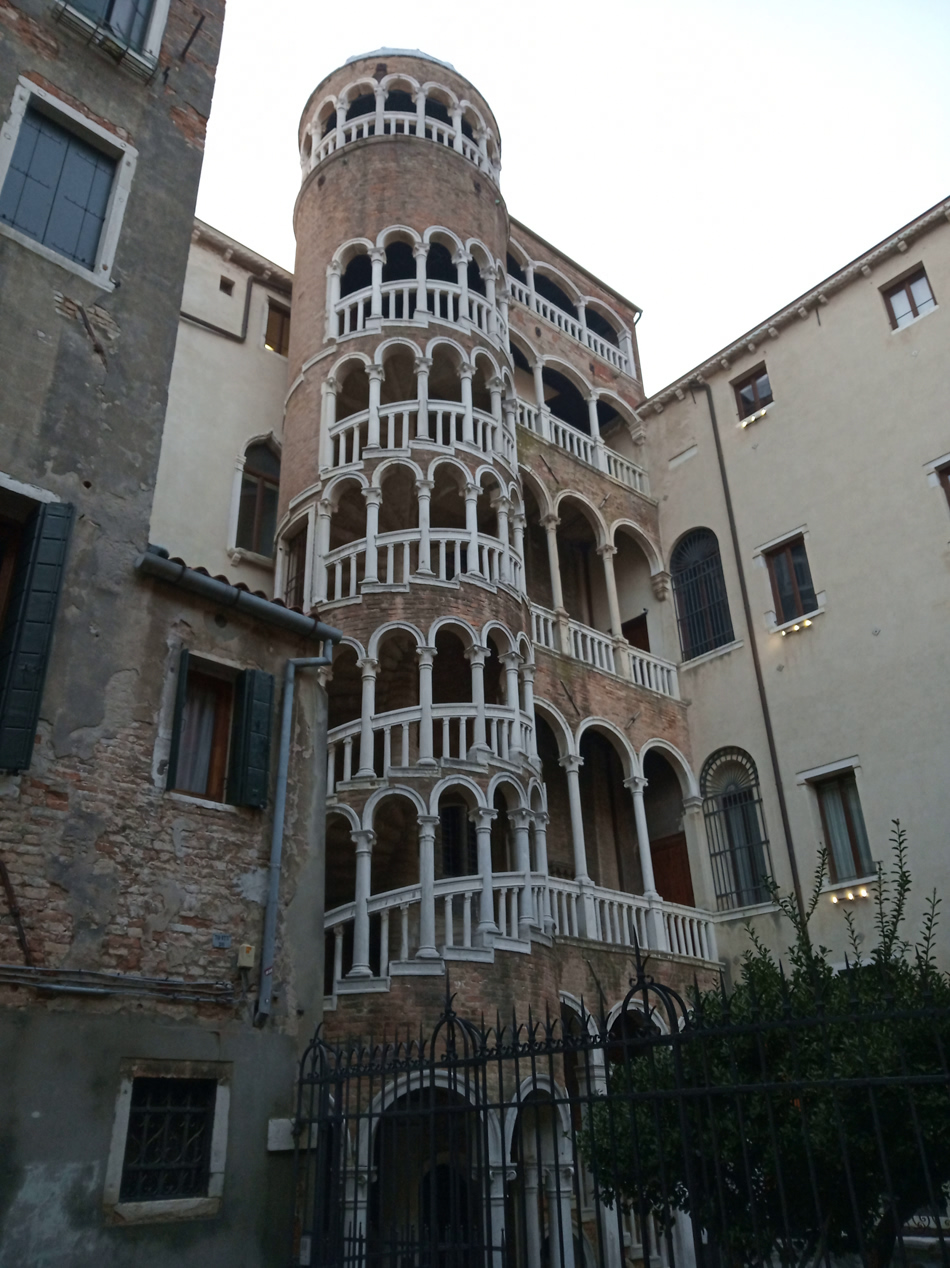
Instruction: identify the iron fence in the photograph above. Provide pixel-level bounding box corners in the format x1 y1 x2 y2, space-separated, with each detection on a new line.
293 954 950 1268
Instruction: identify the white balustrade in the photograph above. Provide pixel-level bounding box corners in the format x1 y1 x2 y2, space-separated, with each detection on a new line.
547 878 717 961
604 448 649 495
507 276 631 373
324 539 365 601
333 279 503 343
326 399 513 473
309 111 500 182
550 415 597 467
530 604 558 651
529 603 680 699
628 648 679 699
513 399 649 494
569 619 616 674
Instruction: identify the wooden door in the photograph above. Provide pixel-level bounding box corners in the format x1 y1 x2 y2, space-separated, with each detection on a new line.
650 832 695 907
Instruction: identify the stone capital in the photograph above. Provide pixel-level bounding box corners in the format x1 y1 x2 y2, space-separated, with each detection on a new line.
498 651 522 669
357 657 380 676
541 514 560 531
650 570 671 601
323 375 338 394
559 754 584 773
416 645 437 666
351 829 375 853
532 810 550 829
624 774 648 794
413 356 433 373
417 814 440 832
508 808 533 830
362 486 383 506
464 481 480 498
452 249 471 266
471 807 498 828
458 363 474 380
317 497 333 516
412 242 429 259
465 643 489 666
369 247 386 265
414 477 434 495
596 543 618 558
683 795 703 814
367 363 385 382
327 259 343 276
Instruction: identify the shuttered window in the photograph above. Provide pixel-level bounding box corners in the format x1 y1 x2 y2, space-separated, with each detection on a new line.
0 109 116 270
0 502 73 772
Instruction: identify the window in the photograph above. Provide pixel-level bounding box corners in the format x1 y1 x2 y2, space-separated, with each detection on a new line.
815 771 872 881
219 275 234 296
734 365 773 419
283 529 307 610
103 1061 230 1224
265 303 291 356
670 528 735 660
701 748 771 911
0 80 137 287
166 651 274 808
236 442 280 558
764 536 818 623
939 463 950 511
67 0 155 52
0 107 116 270
883 268 936 330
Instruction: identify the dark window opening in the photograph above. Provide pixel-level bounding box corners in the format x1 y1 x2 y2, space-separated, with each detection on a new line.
236 442 280 558
816 772 873 882
621 612 650 652
346 93 376 121
506 253 527 284
321 110 337 138
534 272 577 320
265 303 290 356
68 0 154 51
883 268 936 330
734 365 773 419
597 400 621 435
384 89 414 114
542 367 588 432
765 536 817 623
0 107 116 271
509 342 530 373
168 667 232 803
284 529 307 610
585 307 619 347
466 259 486 297
938 464 950 511
120 1078 216 1202
382 241 415 283
460 115 475 141
671 528 734 660
440 804 477 878
340 253 372 298
219 276 234 296
425 98 451 126
701 748 771 911
426 242 456 284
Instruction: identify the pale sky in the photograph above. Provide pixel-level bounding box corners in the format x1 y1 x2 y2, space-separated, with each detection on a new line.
195 0 950 394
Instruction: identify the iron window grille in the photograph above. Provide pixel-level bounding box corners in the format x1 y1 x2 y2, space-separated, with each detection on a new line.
0 108 116 271
119 1077 217 1202
236 442 280 558
734 365 773 419
883 268 936 330
701 747 772 910
765 535 818 623
815 771 873 882
671 528 735 660
61 0 155 53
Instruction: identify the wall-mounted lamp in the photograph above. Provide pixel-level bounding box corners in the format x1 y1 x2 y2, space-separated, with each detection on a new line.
739 407 769 429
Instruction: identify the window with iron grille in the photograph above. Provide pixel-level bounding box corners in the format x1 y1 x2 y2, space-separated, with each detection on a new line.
734 365 773 420
815 771 873 882
236 441 280 558
670 529 734 660
882 267 936 330
701 748 772 911
119 1077 217 1202
764 536 818 623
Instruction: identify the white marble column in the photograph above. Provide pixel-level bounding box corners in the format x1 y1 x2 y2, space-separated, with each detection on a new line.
473 807 499 939
369 248 385 318
327 260 342 338
466 643 489 759
464 481 481 576
414 89 426 136
482 269 497 337
367 363 384 448
356 658 379 778
320 375 337 471
415 478 433 576
416 814 441 959
541 514 564 611
348 829 374 978
587 392 608 471
511 512 526 592
625 775 658 897
560 755 590 883
544 1166 576 1268
492 495 511 584
450 106 463 151
417 646 436 766
454 248 470 318
413 242 428 315
620 329 636 375
335 99 347 151
314 497 332 603
524 1165 542 1268
460 365 475 445
362 487 382 584
414 355 431 440
532 810 554 933
533 360 546 411
598 543 631 678
488 374 504 451
510 808 535 936
521 663 538 759
373 85 385 135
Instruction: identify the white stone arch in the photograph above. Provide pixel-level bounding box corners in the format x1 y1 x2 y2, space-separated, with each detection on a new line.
458 98 487 132
609 518 664 577
371 455 424 492
338 76 378 109
471 345 501 380
559 990 599 1038
516 631 533 666
465 237 494 271
487 771 528 811
375 222 422 250
532 698 575 759
553 489 609 548
326 801 361 833
596 389 640 428
636 737 700 799
420 80 460 111
506 481 523 514
328 348 373 379
374 334 423 366
541 354 593 399
362 783 427 831
367 619 426 659
582 294 629 340
500 365 516 396
323 469 369 510
605 994 672 1036
378 71 421 94
426 453 473 487
527 777 546 812
532 261 583 306
428 613 478 648
479 618 518 654
424 333 471 368
331 235 374 270
518 464 554 520
503 1075 574 1162
507 326 540 368
422 223 464 253
575 717 638 780
336 633 367 662
507 238 531 271
427 774 487 816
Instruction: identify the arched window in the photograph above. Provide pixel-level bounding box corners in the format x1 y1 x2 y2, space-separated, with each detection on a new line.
670 529 734 660
701 748 771 911
236 441 280 557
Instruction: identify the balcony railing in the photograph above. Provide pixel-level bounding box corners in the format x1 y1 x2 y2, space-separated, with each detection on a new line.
516 400 648 495
328 400 516 471
507 276 632 374
530 603 680 699
310 111 499 181
334 278 504 344
325 872 717 988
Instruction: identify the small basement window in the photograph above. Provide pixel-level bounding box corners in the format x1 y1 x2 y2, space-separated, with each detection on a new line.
264 302 290 356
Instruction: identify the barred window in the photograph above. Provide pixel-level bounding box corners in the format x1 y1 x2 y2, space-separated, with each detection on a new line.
671 529 734 660
120 1077 217 1201
701 748 771 911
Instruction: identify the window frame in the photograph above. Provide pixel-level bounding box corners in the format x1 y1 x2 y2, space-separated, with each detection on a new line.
103 1060 230 1226
700 747 772 913
670 528 735 662
763 534 819 624
881 265 937 331
234 442 280 560
813 771 873 884
939 465 950 511
53 0 173 68
0 79 137 290
264 302 291 357
732 363 774 421
282 526 308 610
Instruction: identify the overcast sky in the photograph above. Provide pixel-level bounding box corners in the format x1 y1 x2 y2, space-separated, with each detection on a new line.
195 0 950 394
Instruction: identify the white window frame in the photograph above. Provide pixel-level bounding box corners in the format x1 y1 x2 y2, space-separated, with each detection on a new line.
752 525 827 633
795 756 877 892
227 432 281 568
0 78 138 291
53 0 173 69
103 1059 231 1225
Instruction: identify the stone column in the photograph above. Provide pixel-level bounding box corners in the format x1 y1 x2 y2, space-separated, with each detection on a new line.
542 514 571 654
482 269 497 337
416 815 441 959
587 392 608 472
598 543 631 678
576 298 587 331
362 487 382 584
473 807 499 940
488 374 504 449
533 360 546 411
532 810 554 933
327 260 342 338
493 495 511 584
367 363 384 448
417 646 437 766
454 248 470 319
464 481 481 576
620 329 636 375
466 643 489 759
320 375 337 471
510 808 536 936
347 829 375 978
626 775 658 897
511 512 526 592
523 1165 542 1268
369 247 385 319
415 478 433 576
334 99 348 152
544 1166 576 1268
560 755 590 883
373 85 385 135
413 242 428 315
521 663 538 759
450 106 463 151
313 497 332 603
414 355 432 440
460 364 475 445
414 89 426 136
356 658 379 778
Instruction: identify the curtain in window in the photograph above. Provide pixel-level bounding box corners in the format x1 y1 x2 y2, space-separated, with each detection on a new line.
175 678 219 794
818 775 872 880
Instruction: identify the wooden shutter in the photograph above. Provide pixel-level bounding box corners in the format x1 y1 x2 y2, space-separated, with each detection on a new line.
228 669 274 808
0 502 74 772
164 647 191 791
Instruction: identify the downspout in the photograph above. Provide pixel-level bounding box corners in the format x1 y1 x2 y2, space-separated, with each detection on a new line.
255 647 338 1025
692 380 805 916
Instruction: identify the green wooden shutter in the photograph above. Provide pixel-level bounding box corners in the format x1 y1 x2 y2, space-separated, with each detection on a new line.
0 502 74 772
228 669 274 808
164 647 191 791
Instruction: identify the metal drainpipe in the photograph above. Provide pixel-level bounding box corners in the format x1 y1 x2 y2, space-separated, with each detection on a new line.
255 646 337 1025
692 380 805 916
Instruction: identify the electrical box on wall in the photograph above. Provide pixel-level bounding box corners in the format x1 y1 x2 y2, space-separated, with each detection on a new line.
237 943 255 968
